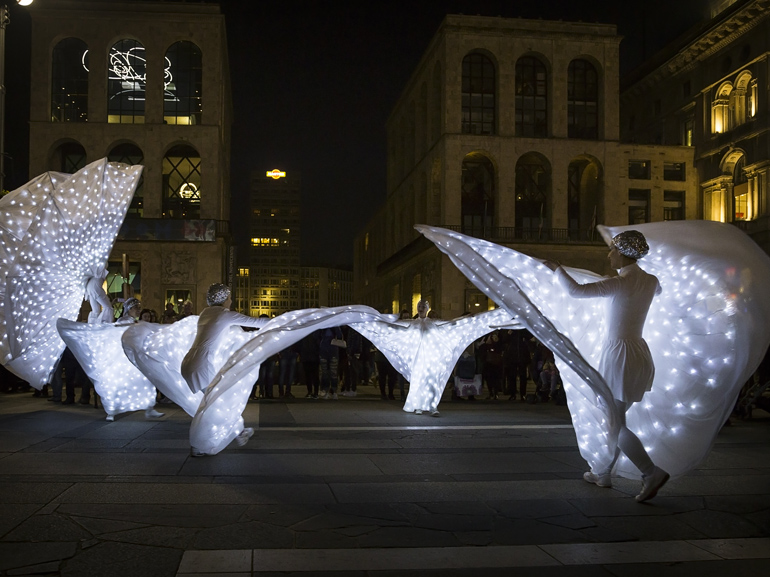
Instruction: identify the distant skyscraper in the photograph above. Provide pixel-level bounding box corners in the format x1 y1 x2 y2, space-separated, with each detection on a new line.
246 170 301 317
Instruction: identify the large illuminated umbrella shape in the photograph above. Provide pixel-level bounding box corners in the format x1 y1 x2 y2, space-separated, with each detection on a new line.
351 307 515 414
2 159 141 388
191 305 392 455
417 221 770 479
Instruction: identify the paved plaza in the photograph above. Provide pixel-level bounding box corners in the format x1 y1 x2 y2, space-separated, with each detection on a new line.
0 385 768 576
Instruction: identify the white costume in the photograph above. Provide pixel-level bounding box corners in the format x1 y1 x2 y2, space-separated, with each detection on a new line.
555 263 661 403
181 306 269 394
352 307 514 414
418 221 770 479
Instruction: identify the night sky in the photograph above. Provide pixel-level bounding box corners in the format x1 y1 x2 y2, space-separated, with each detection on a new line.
4 0 711 268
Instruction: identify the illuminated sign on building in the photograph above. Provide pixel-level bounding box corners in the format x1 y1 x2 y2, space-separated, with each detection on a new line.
266 169 286 179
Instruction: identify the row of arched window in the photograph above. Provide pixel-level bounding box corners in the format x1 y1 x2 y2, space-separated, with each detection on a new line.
52 38 202 124
462 53 600 139
52 141 201 218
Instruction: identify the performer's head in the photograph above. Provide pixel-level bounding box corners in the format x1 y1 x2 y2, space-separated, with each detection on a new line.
123 297 142 319
609 230 648 269
206 283 231 307
417 299 430 318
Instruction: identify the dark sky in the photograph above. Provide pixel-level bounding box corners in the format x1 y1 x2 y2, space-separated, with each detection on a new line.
4 0 712 268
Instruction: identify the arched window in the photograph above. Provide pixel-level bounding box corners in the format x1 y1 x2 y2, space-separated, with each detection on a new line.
712 82 733 133
52 142 86 173
515 153 551 234
568 156 602 239
162 145 201 218
733 155 748 221
108 143 144 217
461 153 495 236
567 59 598 139
51 38 88 122
462 53 495 135
164 41 202 125
108 39 146 124
733 71 752 127
515 56 547 137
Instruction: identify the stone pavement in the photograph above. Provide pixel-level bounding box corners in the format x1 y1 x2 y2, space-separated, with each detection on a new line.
0 385 768 576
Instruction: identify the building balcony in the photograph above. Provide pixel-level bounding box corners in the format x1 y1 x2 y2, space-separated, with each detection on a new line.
117 217 229 242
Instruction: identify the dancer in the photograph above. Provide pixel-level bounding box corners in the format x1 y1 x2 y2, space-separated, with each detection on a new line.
417 221 770 491
543 230 668 502
352 300 514 416
182 283 269 455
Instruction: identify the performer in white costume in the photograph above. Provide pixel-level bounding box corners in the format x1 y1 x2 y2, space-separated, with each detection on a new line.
351 301 514 416
417 221 770 492
181 283 269 395
544 230 668 502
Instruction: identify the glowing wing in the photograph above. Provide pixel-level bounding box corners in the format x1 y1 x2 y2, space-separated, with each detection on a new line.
190 306 388 455
121 316 264 417
57 319 156 418
3 160 141 388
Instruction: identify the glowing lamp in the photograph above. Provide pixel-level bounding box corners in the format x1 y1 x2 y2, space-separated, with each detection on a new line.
266 169 286 179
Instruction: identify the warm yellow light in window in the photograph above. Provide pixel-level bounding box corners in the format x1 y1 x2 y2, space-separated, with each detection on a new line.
238 268 249 277
251 237 279 246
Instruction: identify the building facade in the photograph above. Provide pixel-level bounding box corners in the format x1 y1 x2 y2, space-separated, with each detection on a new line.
300 266 353 309
244 169 301 317
27 0 232 315
354 15 696 318
621 0 770 252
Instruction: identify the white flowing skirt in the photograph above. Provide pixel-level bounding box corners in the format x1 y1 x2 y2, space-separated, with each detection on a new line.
598 338 654 403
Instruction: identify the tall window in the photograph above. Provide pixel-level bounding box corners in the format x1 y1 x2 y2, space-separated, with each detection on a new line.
108 39 146 124
663 191 685 221
712 82 732 134
108 143 144 217
462 53 495 135
733 156 748 221
51 38 88 122
568 157 601 239
461 153 495 236
162 145 201 218
628 189 650 224
567 59 598 139
516 56 547 137
515 153 551 232
52 142 86 173
164 41 202 125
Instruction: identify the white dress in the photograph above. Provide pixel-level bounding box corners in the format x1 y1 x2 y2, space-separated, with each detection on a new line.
555 263 661 403
181 306 269 394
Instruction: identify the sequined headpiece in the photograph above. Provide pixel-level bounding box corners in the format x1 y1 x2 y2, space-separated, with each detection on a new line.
123 297 141 311
206 283 231 306
611 230 649 259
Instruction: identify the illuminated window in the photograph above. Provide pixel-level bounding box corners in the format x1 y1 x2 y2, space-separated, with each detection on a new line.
681 116 694 146
749 79 758 118
238 268 249 277
628 189 650 224
663 191 685 221
251 238 279 246
712 82 732 133
462 53 495 135
164 41 202 125
51 38 88 122
107 39 146 124
568 59 598 139
628 160 650 180
516 56 548 138
52 142 86 173
733 156 748 221
162 145 201 218
108 143 143 216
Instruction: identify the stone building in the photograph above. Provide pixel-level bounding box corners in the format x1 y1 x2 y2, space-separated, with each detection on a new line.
244 169 301 317
354 15 696 317
26 0 232 316
621 0 770 252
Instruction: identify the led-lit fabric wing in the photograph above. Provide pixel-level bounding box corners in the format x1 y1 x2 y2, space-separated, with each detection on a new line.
3 160 141 388
0 171 68 363
57 319 157 418
418 221 770 478
350 307 514 413
120 315 264 418
190 306 388 455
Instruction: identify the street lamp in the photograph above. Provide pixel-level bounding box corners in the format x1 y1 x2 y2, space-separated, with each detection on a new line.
0 0 33 195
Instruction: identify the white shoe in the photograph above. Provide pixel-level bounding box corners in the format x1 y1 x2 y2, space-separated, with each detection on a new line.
430 410 440 417
636 466 670 502
105 414 115 422
235 427 254 447
349 390 357 397
329 392 338 400
145 407 164 419
583 470 612 488
414 409 423 415
190 447 208 457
